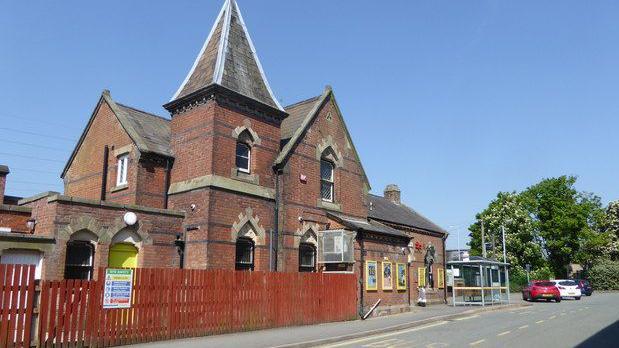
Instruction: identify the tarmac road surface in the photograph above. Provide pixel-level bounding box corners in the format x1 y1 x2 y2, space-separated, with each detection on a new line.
318 293 619 348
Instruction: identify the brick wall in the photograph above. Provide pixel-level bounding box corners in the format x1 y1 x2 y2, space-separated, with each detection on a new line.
168 98 279 271
279 95 369 271
0 206 31 233
63 99 169 209
30 198 184 280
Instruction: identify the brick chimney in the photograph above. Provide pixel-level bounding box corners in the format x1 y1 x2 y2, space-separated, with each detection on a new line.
384 184 401 205
0 165 9 204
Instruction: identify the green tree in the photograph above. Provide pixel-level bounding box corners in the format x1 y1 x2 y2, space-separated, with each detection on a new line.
604 200 619 260
468 192 544 271
521 176 607 277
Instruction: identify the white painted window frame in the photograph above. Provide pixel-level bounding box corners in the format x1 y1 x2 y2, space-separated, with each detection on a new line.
116 154 129 186
236 142 251 174
320 160 334 202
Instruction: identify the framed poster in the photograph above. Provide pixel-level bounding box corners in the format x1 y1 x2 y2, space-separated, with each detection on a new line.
437 268 445 289
418 267 426 287
396 263 407 290
382 262 393 290
103 269 134 309
366 261 378 290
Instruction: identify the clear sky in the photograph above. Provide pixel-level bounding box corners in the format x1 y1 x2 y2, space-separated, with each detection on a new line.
2 1 618 249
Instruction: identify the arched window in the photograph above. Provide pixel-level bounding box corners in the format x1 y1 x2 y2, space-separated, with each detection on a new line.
64 241 95 280
299 243 316 272
320 159 334 202
236 142 251 173
235 237 255 271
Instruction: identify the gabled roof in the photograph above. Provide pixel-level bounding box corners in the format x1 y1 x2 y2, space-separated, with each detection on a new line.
368 194 447 235
280 96 321 140
61 90 172 178
274 86 371 189
170 0 283 111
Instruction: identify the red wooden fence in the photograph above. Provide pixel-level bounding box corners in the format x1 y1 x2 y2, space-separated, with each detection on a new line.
36 268 357 347
0 264 36 348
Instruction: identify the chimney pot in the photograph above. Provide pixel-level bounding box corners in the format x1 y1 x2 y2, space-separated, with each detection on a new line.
384 184 401 205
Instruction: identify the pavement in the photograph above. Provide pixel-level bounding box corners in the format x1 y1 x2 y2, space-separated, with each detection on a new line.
127 296 528 348
317 292 619 348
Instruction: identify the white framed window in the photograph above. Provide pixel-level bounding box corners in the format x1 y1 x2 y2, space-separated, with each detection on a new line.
320 160 334 202
236 142 251 173
116 154 129 186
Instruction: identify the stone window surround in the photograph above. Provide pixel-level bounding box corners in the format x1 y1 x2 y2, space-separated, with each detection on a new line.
231 122 262 185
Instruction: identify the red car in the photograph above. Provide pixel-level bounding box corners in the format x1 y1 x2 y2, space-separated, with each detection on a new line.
522 280 561 302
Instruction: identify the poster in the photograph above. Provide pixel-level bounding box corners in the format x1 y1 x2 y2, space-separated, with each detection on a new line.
437 268 445 289
396 263 407 290
103 269 134 309
418 267 426 287
382 262 393 290
366 261 378 290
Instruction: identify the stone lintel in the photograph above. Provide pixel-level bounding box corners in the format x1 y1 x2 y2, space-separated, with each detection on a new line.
168 174 275 200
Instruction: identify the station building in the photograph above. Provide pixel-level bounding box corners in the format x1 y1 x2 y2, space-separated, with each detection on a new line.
0 0 448 313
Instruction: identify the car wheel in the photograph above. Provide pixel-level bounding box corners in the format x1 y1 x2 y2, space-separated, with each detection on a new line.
555 298 561 303
576 297 581 300
546 299 551 302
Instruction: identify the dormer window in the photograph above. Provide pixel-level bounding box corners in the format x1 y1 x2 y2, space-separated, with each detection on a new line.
236 142 251 173
116 154 129 186
320 159 334 202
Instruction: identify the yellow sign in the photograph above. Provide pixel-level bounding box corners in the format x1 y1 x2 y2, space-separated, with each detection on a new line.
418 267 426 287
396 263 407 290
437 268 445 289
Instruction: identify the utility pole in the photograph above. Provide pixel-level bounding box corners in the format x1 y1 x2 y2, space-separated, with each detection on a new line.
481 220 487 259
502 224 510 304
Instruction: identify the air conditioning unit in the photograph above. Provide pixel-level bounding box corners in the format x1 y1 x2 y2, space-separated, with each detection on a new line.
317 230 355 263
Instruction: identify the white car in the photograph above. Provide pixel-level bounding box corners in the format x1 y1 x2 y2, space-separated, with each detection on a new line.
552 280 582 300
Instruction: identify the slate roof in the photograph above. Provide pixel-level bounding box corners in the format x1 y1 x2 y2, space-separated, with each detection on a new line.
327 212 410 239
115 103 171 157
368 194 447 235
171 0 283 111
281 96 321 140
61 91 172 178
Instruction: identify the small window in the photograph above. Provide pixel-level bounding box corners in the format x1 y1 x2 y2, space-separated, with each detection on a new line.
116 154 129 186
236 142 251 173
299 244 316 272
235 237 254 271
64 241 95 280
320 160 334 202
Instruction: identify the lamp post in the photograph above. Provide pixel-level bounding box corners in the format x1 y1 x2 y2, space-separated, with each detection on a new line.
501 224 510 304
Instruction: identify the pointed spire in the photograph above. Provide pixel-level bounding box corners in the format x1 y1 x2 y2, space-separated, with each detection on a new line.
171 0 283 111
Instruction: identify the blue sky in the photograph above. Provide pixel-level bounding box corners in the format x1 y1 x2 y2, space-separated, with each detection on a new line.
2 1 618 249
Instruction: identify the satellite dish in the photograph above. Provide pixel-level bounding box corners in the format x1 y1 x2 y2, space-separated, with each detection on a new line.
123 212 138 226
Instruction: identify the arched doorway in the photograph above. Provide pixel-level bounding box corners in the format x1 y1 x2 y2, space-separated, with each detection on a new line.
108 243 139 268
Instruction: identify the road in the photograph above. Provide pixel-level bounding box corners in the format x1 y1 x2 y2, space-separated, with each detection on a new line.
318 293 619 348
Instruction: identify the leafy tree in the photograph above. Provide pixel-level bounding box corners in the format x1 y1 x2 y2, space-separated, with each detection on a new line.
521 176 607 277
468 192 544 271
603 201 619 260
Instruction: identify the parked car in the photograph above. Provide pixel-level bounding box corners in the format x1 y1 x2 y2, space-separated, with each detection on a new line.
577 279 593 296
522 281 561 302
552 280 581 300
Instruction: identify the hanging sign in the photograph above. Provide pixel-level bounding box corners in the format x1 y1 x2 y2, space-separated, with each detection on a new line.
103 269 133 309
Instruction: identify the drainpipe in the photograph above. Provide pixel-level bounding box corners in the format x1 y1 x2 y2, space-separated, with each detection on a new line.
358 232 365 317
272 168 281 272
163 158 172 209
442 234 448 304
100 145 109 201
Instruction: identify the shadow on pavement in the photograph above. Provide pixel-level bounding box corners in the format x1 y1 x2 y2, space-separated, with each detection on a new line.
576 320 619 348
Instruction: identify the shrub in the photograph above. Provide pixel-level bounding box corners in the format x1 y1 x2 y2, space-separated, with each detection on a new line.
588 260 619 290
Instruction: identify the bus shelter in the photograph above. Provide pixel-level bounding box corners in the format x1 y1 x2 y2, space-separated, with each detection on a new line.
447 256 510 306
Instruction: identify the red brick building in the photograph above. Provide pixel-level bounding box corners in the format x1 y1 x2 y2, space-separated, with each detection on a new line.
0 0 447 314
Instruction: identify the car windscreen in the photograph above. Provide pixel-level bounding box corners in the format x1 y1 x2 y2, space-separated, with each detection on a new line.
559 281 577 286
534 282 555 287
